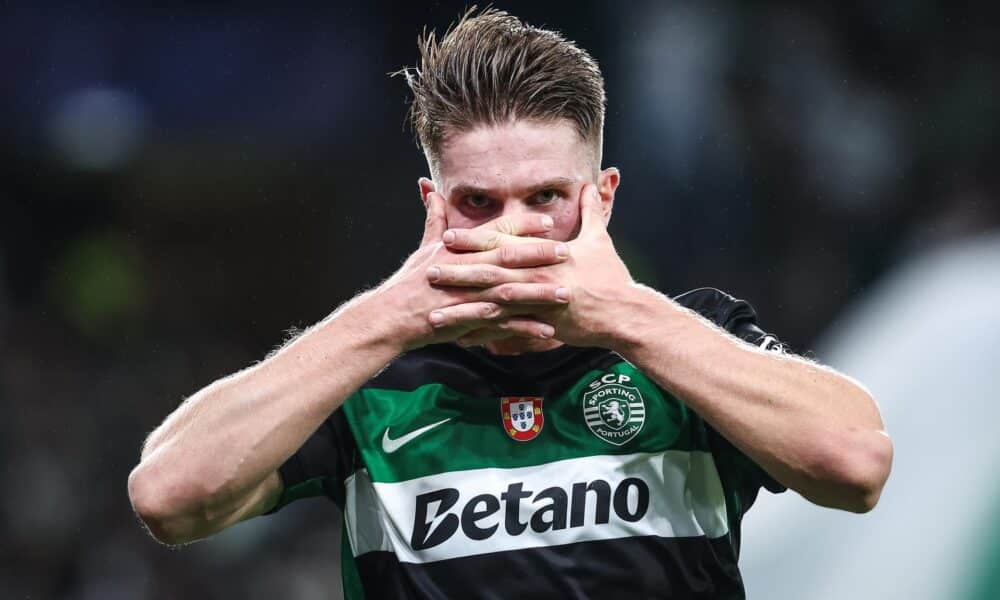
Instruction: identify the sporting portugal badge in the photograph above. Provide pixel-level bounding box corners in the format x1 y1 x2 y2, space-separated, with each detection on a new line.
501 397 544 441
583 373 646 446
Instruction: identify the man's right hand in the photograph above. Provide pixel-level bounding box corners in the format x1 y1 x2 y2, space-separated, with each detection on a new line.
369 192 571 351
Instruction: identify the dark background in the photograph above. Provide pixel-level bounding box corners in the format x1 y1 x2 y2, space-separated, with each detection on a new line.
1 1 997 598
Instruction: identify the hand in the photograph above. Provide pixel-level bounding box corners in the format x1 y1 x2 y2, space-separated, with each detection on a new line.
425 184 636 348
369 192 573 352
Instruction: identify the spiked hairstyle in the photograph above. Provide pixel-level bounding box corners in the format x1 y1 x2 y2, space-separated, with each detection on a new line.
397 7 607 175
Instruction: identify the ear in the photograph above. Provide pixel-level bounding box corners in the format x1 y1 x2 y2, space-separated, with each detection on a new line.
596 167 620 225
418 177 436 208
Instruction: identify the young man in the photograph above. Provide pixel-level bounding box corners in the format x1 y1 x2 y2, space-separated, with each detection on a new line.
128 9 892 599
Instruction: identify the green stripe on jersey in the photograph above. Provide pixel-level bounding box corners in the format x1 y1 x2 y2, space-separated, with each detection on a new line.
341 362 712 484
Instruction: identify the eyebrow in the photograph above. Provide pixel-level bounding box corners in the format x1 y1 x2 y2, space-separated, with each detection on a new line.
449 177 576 199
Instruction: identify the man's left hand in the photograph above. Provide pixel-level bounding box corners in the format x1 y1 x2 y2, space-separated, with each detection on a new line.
426 184 638 348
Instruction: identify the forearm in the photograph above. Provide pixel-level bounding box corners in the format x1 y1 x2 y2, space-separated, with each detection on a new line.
608 285 893 512
128 292 402 531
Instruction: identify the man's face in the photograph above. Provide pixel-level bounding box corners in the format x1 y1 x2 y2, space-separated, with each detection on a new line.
419 119 619 241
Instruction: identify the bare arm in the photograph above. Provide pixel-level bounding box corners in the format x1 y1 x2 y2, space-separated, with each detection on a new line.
127 295 405 544
127 195 572 545
429 184 893 513
607 286 893 513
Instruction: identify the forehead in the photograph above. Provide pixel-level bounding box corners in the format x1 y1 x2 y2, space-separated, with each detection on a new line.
436 120 592 194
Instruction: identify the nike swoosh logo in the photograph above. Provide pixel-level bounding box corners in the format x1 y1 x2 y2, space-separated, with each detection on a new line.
382 418 451 454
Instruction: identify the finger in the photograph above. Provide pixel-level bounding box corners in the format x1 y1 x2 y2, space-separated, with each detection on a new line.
443 228 550 252
578 184 608 237
477 213 554 236
427 302 549 330
428 302 502 329
428 263 540 287
456 241 569 268
420 191 448 247
494 317 557 339
478 283 570 305
457 318 556 346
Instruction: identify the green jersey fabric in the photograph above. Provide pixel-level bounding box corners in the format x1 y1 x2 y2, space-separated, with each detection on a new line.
267 287 787 599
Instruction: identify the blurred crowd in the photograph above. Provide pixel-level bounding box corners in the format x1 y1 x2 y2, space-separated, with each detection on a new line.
1 1 997 598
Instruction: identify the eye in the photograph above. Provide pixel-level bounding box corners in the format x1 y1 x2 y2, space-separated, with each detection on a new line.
531 189 562 205
464 195 492 209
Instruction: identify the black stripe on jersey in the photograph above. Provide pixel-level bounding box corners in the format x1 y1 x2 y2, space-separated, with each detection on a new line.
353 534 745 600
366 342 622 399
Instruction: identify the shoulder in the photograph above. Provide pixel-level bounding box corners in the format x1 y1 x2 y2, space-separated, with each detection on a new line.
672 287 758 328
673 287 787 352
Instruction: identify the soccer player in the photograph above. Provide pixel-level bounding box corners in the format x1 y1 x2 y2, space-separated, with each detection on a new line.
128 9 893 598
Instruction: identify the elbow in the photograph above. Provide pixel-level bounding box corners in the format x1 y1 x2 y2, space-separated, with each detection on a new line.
815 428 894 514
127 463 214 546
856 431 894 512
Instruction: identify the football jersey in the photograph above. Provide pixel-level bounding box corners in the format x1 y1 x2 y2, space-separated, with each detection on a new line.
266 287 787 599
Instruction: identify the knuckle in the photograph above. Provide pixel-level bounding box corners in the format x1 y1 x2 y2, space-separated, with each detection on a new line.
487 232 503 250
481 303 502 319
476 268 497 286
498 245 518 266
498 284 515 302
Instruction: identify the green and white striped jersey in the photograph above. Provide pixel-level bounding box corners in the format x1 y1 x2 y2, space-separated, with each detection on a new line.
267 287 787 599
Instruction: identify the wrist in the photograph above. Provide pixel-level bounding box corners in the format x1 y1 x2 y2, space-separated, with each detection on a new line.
324 288 412 356
357 282 434 353
604 284 689 356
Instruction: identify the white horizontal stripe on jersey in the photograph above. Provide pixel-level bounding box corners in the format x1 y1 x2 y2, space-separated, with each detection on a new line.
344 450 730 564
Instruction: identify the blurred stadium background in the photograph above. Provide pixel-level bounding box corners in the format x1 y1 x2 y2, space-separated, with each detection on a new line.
1 1 997 598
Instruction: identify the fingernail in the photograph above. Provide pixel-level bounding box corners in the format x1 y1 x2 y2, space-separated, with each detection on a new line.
428 266 441 282
555 244 569 258
592 187 601 199
539 325 555 339
429 311 445 327
555 287 570 302
541 215 554 229
443 230 456 245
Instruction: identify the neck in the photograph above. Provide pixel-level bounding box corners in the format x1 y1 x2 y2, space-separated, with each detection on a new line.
483 337 565 356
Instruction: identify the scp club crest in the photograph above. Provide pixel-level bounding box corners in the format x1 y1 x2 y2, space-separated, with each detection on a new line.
501 397 544 442
583 373 646 446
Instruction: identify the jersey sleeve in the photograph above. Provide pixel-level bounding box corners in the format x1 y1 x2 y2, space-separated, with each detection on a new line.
263 401 359 514
673 288 790 498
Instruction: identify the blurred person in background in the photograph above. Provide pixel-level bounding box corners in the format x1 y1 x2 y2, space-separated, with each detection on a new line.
127 8 891 599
